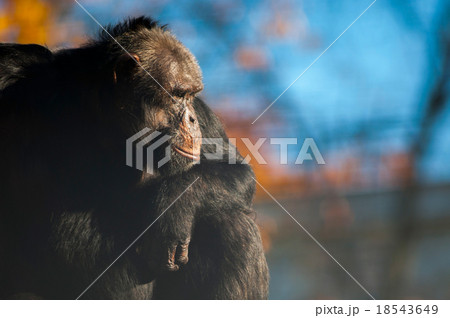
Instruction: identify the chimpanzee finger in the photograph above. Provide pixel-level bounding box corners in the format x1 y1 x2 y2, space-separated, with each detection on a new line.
162 244 179 271
175 240 190 265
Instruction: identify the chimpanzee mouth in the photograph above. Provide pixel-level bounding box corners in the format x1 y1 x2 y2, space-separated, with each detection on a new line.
173 146 200 161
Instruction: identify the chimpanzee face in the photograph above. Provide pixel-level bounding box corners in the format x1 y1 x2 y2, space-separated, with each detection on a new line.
111 27 204 178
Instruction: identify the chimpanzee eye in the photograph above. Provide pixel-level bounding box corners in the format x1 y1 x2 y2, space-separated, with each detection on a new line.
173 90 186 98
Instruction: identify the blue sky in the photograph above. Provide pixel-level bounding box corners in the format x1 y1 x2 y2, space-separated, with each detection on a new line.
73 0 450 183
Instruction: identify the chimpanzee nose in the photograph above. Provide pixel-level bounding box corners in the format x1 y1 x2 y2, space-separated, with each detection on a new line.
182 106 200 136
175 105 202 159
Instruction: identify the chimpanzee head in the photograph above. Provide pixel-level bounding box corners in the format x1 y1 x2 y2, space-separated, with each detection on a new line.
100 17 204 178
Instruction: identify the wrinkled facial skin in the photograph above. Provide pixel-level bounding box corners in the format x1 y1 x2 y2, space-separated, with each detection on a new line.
113 27 204 177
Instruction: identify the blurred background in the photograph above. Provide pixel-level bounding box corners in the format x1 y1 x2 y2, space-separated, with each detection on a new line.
1 0 449 299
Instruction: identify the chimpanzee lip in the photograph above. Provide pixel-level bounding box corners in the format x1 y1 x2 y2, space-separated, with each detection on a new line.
173 146 200 161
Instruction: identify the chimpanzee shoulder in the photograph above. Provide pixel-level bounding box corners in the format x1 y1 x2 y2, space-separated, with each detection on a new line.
0 43 52 90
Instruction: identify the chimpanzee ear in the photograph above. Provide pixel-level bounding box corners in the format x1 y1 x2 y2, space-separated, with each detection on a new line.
113 53 140 84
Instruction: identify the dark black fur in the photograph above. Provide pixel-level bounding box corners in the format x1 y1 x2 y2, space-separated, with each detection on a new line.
0 43 52 90
0 17 268 299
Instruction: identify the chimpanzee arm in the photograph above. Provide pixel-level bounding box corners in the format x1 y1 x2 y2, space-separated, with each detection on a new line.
142 99 268 298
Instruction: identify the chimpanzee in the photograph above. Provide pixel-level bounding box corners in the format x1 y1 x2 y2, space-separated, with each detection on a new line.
0 17 268 299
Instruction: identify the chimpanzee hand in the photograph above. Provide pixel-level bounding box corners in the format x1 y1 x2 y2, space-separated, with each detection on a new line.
133 175 196 275
135 230 191 274
156 238 191 271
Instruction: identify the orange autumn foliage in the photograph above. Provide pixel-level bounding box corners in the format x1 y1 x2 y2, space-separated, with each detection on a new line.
0 0 52 44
